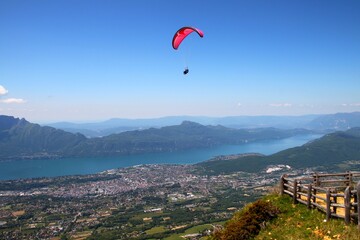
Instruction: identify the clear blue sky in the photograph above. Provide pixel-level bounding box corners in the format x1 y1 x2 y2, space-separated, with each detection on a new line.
1 0 359 122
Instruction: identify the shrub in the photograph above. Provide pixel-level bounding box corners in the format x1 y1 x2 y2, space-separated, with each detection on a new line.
212 199 280 240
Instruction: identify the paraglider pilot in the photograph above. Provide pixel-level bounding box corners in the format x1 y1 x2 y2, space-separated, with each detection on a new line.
172 27 203 76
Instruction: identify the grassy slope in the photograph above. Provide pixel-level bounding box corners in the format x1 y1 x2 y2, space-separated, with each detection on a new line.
254 194 359 240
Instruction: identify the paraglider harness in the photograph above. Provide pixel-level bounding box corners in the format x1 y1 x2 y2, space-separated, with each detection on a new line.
183 67 189 75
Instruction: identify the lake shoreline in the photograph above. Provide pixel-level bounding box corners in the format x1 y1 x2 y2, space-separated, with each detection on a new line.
0 134 322 181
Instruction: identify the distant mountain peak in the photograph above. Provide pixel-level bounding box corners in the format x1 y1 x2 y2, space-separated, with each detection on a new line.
0 115 29 131
307 111 360 130
180 120 203 126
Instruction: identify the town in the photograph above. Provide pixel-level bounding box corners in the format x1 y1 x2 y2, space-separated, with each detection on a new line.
0 163 312 239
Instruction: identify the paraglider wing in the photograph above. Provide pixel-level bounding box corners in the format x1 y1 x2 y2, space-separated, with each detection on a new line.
172 26 204 50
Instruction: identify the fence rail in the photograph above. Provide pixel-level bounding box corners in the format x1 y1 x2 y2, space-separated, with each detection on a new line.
279 172 360 230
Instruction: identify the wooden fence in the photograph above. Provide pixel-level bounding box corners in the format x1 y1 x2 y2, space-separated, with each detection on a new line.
279 172 360 230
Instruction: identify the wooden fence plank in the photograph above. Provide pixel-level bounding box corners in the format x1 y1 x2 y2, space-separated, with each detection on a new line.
280 172 360 229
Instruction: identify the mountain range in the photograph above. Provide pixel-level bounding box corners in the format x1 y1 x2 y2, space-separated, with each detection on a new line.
0 115 312 160
0 116 86 160
43 112 360 137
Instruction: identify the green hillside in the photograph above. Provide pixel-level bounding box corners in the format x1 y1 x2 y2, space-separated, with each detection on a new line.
198 128 360 175
265 128 360 169
211 194 359 240
0 116 86 159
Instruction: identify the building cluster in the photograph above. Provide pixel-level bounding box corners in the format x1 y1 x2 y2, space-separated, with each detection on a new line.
0 164 311 239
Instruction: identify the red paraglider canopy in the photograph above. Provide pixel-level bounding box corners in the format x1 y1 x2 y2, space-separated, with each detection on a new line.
172 26 204 50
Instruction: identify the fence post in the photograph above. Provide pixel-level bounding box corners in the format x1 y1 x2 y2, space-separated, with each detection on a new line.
346 171 353 187
349 172 353 187
357 181 360 231
307 184 312 209
344 186 351 225
312 187 317 203
326 188 331 221
280 175 286 195
314 173 320 187
293 180 298 204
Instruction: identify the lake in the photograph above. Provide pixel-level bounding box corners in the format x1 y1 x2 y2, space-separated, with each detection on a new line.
0 134 321 180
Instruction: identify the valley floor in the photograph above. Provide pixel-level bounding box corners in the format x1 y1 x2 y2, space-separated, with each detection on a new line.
0 164 302 240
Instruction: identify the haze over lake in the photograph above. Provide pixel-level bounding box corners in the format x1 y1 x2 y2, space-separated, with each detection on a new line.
0 134 322 181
